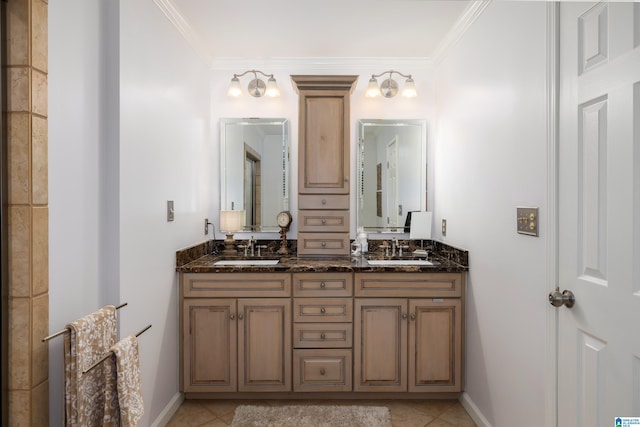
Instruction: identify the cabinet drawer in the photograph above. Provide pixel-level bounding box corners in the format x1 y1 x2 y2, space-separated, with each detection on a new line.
298 210 349 232
294 298 353 322
293 349 352 392
297 233 350 256
183 273 291 297
293 323 353 348
293 273 353 297
354 272 462 298
298 194 349 210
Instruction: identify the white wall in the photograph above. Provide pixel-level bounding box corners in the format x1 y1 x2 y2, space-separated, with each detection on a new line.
434 2 548 426
49 0 119 423
49 0 212 425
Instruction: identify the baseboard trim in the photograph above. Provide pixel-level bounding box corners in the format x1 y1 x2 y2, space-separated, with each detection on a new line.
151 392 183 427
459 392 493 427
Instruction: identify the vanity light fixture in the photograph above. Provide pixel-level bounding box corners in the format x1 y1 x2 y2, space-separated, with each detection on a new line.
220 210 245 256
365 70 417 98
227 70 280 98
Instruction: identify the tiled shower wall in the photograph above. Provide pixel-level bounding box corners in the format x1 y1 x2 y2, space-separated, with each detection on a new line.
4 0 49 424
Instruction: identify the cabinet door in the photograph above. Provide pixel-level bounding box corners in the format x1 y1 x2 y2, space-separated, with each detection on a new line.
354 298 407 391
183 299 236 392
409 299 462 392
298 91 350 194
238 299 292 392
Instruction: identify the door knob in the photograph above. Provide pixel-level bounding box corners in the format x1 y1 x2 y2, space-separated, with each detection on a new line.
548 289 575 308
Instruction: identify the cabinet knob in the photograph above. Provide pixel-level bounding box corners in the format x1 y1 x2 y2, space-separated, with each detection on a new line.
321 199 327 205
320 282 326 288
320 368 326 376
229 314 235 320
321 241 327 247
402 313 407 320
321 219 327 224
320 333 326 340
410 313 416 321
238 313 244 320
320 307 326 314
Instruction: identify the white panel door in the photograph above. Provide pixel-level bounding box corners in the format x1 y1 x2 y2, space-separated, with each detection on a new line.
558 2 640 426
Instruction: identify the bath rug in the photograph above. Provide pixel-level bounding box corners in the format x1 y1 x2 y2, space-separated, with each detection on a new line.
230 404 392 427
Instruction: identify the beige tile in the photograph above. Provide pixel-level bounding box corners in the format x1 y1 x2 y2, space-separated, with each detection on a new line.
7 113 30 205
438 404 476 427
31 0 48 73
167 400 218 427
32 380 50 426
32 116 48 205
201 400 241 418
32 294 49 385
6 0 29 66
9 206 31 298
388 401 435 427
32 70 48 117
32 207 49 295
404 399 457 418
7 67 30 112
9 298 30 389
426 419 457 427
9 390 31 426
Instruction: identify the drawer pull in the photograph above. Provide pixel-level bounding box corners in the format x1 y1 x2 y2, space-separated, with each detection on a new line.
321 241 327 247
320 307 326 314
321 219 327 224
320 282 326 288
229 314 235 320
238 313 244 320
320 333 326 340
410 313 416 321
320 368 326 376
402 313 407 320
322 199 327 205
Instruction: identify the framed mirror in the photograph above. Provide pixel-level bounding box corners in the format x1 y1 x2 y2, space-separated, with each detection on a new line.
357 119 427 233
220 118 289 232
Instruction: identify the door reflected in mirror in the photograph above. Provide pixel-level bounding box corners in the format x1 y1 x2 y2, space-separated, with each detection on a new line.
220 118 289 232
357 119 427 233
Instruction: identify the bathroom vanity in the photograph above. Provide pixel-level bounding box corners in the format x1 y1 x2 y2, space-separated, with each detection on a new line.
178 75 467 399
177 250 468 398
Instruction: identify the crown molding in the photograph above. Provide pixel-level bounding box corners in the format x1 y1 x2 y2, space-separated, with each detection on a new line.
209 57 434 71
432 0 492 65
154 0 484 71
153 0 215 68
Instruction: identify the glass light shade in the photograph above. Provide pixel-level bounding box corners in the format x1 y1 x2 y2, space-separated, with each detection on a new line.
227 77 242 97
409 211 433 240
365 77 381 98
220 210 244 232
265 77 280 97
402 78 418 98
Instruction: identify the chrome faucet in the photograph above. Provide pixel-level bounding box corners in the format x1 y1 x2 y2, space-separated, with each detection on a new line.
248 235 256 257
391 237 398 257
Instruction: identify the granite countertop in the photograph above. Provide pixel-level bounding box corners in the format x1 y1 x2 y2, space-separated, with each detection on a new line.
176 240 468 274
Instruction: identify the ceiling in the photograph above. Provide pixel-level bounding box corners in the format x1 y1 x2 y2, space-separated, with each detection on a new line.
169 0 472 60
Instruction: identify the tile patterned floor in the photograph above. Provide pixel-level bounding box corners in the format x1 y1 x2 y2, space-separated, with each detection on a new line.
166 399 477 427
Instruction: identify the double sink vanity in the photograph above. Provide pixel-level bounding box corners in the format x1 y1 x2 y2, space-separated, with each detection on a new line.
176 75 469 399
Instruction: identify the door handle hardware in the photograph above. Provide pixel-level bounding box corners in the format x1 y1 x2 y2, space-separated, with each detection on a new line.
548 289 575 308
238 313 244 320
410 313 416 321
229 314 235 320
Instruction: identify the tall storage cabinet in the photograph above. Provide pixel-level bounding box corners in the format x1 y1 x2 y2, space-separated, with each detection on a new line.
291 75 358 256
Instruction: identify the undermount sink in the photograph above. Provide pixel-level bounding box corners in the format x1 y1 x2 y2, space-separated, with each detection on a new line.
367 259 434 266
214 259 280 266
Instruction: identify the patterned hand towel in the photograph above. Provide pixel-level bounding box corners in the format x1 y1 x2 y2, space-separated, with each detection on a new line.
111 335 144 426
64 305 118 427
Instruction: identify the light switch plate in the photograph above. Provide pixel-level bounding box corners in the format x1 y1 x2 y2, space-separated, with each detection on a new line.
517 206 538 236
167 200 174 222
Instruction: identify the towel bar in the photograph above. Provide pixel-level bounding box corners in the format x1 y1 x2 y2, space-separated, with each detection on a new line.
42 303 128 342
82 324 152 374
